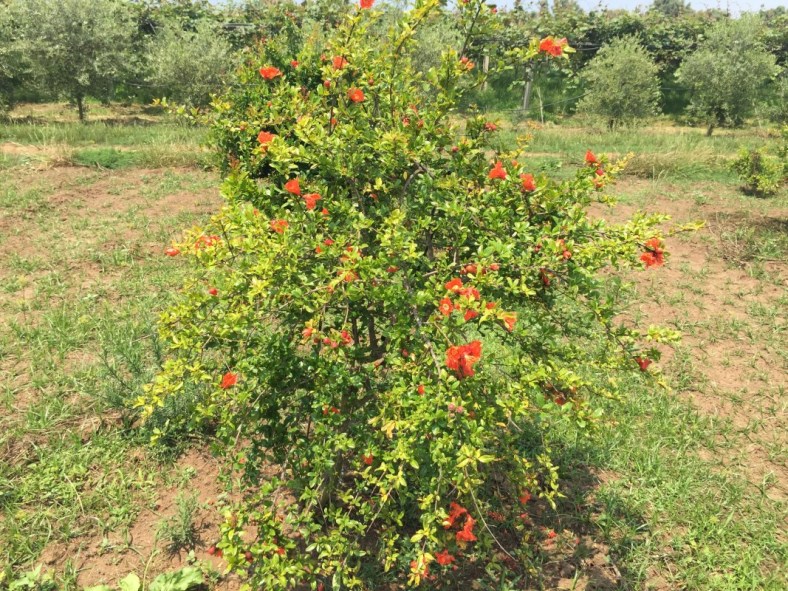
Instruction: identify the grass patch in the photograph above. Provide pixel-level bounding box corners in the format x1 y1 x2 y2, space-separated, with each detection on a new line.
489 117 781 183
0 120 206 149
0 163 219 574
70 148 141 169
587 379 787 590
708 211 788 266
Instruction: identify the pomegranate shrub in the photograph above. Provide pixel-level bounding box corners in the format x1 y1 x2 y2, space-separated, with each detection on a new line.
140 1 672 588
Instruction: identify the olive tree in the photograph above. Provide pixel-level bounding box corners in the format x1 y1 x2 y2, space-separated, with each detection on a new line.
649 0 691 18
0 8 21 114
8 0 136 121
577 36 661 129
676 17 780 135
146 20 235 107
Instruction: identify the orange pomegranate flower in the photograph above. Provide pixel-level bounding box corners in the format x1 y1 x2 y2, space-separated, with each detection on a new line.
501 311 517 332
456 515 477 543
445 341 482 379
439 298 454 316
458 286 480 301
520 173 536 192
464 309 479 322
635 356 652 371
259 66 282 80
434 549 455 566
270 219 289 234
640 237 664 268
539 37 566 57
284 178 301 195
257 131 275 147
359 0 374 8
347 87 365 103
460 56 474 70
220 372 238 389
303 193 322 210
165 247 180 256
332 56 348 70
585 149 599 165
443 502 468 529
488 160 507 180
362 453 374 465
445 277 463 292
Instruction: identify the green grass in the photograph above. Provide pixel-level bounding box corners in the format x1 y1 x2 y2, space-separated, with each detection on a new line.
564 376 787 590
0 105 210 171
70 147 142 169
0 120 206 148
0 161 218 576
490 116 783 183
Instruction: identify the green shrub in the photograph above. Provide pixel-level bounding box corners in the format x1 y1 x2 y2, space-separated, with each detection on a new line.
730 147 784 197
576 35 661 129
140 1 673 588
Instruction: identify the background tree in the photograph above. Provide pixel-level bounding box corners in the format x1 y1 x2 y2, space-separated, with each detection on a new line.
146 20 235 106
649 0 691 18
0 7 30 115
676 17 780 135
576 35 661 128
8 0 136 121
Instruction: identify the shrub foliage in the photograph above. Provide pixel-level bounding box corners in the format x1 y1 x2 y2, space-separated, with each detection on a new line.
731 147 784 197
140 1 672 588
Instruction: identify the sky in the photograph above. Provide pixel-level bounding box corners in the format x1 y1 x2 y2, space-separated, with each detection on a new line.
511 0 784 15
213 0 785 13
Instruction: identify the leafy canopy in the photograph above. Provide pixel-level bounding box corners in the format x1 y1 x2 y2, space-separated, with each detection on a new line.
6 0 136 120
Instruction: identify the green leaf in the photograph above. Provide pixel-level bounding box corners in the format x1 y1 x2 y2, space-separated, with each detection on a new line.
148 568 203 591
118 573 140 591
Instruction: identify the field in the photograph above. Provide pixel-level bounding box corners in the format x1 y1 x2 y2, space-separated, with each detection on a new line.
1 104 786 590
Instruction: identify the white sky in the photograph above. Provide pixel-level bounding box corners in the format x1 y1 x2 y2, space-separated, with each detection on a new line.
507 0 784 15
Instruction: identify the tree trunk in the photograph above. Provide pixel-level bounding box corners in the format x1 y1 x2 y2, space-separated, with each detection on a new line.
522 74 533 112
482 55 489 91
705 123 714 137
76 95 86 122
